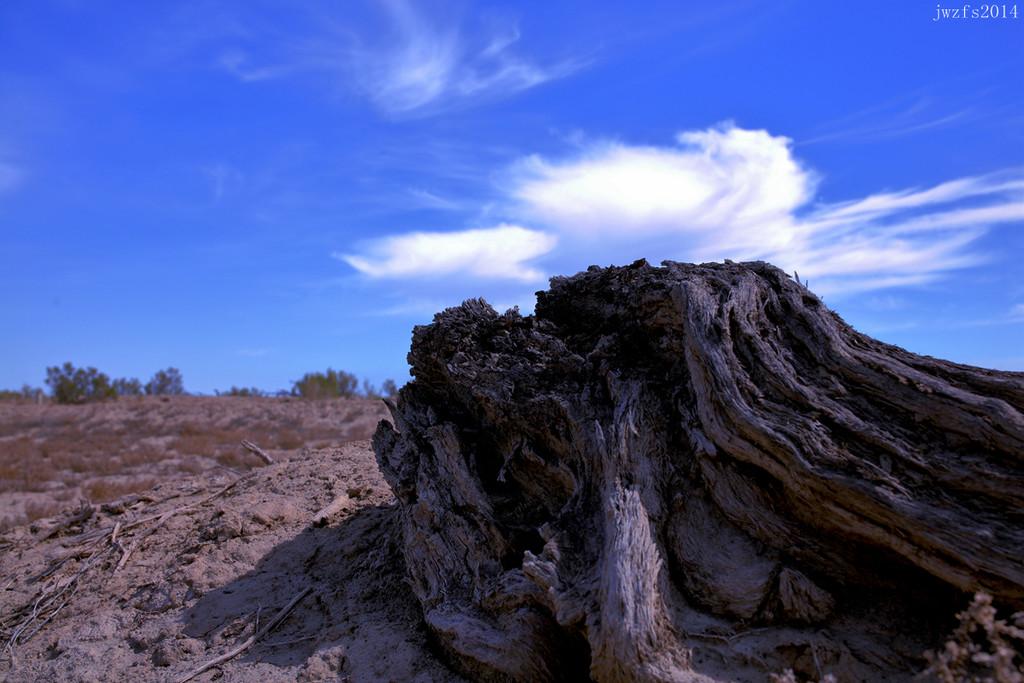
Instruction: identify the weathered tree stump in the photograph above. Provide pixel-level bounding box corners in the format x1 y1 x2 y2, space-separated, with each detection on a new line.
373 260 1024 682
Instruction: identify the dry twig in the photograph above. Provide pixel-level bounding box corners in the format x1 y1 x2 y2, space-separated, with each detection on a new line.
240 439 274 465
4 546 113 656
311 493 351 526
176 586 314 683
3 476 246 654
38 502 94 541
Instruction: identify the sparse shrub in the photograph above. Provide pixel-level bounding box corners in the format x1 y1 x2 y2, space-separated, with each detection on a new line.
216 386 265 397
362 378 380 399
24 499 61 522
145 367 185 396
0 385 45 403
924 591 1024 682
82 477 157 504
23 384 46 402
0 436 45 492
215 450 248 469
0 514 27 533
291 370 400 400
275 429 304 449
45 362 116 404
0 393 390 530
361 378 400 399
291 368 359 399
113 377 143 397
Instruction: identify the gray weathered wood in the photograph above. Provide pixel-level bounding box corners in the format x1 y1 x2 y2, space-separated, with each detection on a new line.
373 260 1024 682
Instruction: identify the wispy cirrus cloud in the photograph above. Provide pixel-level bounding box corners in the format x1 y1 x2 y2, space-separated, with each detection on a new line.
339 124 1023 298
407 188 463 211
213 1 584 118
346 1 583 117
799 92 977 146
336 224 555 283
807 175 1024 225
216 49 294 83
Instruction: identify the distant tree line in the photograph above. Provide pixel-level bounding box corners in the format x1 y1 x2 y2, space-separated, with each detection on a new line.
43 363 185 404
0 385 46 403
215 386 268 397
289 369 398 400
2 363 400 404
214 373 399 399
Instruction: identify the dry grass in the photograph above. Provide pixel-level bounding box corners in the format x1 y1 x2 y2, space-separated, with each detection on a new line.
82 477 158 503
924 592 1024 682
0 500 61 533
0 395 389 527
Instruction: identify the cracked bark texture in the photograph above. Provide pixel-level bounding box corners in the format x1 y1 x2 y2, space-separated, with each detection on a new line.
372 260 1024 683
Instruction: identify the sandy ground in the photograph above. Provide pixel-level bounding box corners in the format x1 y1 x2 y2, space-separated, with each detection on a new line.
0 440 466 682
0 397 389 530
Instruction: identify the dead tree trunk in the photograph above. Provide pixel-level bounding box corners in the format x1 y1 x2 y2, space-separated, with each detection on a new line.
373 260 1024 682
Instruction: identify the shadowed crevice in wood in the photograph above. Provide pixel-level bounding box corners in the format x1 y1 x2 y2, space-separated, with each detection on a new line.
373 259 1024 682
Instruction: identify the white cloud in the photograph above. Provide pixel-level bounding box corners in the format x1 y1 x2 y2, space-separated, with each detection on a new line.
349 1 582 116
1010 304 1024 321
809 176 1024 225
511 126 814 256
210 3 583 117
0 162 24 194
505 124 1024 296
337 224 556 282
876 203 1024 235
337 125 1023 294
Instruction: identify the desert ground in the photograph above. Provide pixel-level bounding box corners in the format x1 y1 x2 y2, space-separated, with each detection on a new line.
4 260 1024 683
0 396 388 532
1 396 464 682
3 263 1023 683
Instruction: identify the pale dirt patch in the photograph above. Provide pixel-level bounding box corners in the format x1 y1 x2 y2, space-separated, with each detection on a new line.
0 441 465 683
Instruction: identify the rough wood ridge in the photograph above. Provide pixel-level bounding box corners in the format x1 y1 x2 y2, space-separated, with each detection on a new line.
372 260 1024 682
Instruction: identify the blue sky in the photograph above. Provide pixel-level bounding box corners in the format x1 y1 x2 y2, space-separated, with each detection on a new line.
1 1 1022 394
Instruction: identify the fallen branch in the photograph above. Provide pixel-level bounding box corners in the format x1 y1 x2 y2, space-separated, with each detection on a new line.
176 586 314 683
114 477 243 535
76 476 243 545
112 477 245 572
38 502 94 541
311 493 351 527
4 546 112 656
3 477 246 652
115 510 172 572
100 493 156 515
240 439 274 465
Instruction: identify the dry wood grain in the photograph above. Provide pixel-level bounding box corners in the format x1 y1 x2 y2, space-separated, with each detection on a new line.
374 259 1024 682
